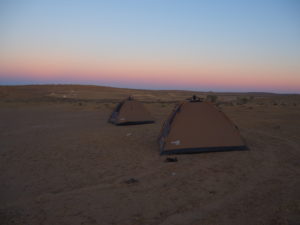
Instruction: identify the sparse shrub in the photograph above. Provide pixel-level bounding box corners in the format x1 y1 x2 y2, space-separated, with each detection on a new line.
104 103 111 108
236 97 249 105
216 101 227 107
206 95 218 103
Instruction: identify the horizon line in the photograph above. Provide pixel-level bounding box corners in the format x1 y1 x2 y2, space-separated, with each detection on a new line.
1 83 299 95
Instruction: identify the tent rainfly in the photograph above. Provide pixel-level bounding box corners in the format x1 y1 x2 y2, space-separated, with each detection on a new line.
158 96 247 154
109 96 155 125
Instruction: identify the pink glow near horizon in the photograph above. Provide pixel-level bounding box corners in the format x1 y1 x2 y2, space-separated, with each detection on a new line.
1 45 299 93
0 36 299 93
1 62 299 93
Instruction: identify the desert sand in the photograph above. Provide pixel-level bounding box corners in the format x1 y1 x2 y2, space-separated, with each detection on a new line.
0 85 299 225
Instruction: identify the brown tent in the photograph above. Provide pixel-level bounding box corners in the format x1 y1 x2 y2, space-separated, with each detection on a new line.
109 96 155 125
158 96 247 154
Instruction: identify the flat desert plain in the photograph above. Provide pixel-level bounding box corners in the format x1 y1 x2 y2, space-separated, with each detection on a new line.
0 85 300 225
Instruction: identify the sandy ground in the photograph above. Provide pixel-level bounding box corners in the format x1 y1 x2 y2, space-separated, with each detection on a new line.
0 85 300 225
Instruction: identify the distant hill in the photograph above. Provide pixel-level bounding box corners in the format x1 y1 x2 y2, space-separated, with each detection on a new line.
0 84 299 104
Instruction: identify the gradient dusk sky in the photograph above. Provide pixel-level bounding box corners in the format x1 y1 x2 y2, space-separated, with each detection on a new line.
1 0 299 93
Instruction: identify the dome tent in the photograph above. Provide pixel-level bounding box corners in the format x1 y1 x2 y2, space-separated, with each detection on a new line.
158 96 247 154
109 96 155 125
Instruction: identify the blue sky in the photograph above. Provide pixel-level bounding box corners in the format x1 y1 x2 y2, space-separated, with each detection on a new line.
1 0 300 93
